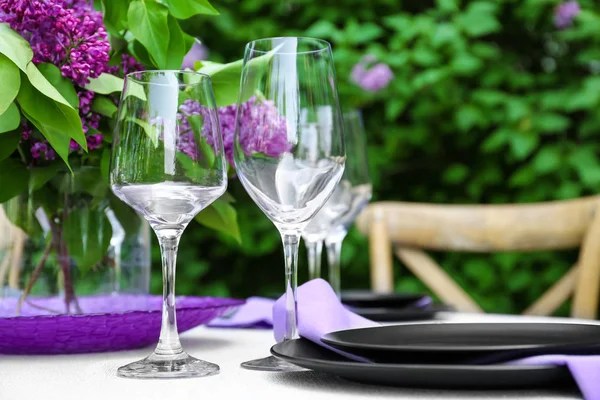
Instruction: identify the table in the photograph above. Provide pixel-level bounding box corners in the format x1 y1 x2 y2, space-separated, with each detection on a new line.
0 312 586 400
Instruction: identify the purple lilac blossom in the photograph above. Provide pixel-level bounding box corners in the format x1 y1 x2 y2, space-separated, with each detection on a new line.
0 0 110 86
31 141 56 161
108 54 144 77
176 97 290 168
554 1 580 29
351 55 394 92
181 41 209 70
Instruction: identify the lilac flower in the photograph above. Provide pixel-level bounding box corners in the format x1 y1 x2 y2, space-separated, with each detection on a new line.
108 54 144 77
182 40 209 70
177 97 291 168
351 55 394 92
554 1 580 29
21 122 31 141
31 141 55 161
0 0 110 86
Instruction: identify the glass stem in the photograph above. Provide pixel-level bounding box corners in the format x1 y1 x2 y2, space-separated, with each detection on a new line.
325 232 347 298
305 239 323 280
155 233 183 356
281 231 300 341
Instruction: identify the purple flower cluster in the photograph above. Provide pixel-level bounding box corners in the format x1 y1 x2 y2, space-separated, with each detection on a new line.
0 0 110 86
31 141 56 161
181 41 209 70
176 97 291 168
108 54 144 77
351 55 394 92
554 1 580 29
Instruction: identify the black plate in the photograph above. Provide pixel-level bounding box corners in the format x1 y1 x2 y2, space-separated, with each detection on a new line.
270 338 574 389
351 303 453 322
341 290 428 308
321 322 600 364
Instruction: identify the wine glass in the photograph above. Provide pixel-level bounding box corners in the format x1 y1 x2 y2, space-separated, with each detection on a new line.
234 37 345 371
323 110 372 295
110 71 227 379
301 110 371 293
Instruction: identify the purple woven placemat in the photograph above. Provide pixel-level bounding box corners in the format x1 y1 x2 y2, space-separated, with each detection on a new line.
0 295 244 355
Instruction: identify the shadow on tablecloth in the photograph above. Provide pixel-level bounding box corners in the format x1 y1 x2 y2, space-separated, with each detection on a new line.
266 371 582 399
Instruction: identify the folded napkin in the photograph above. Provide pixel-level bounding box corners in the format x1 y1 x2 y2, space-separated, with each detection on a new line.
207 297 274 328
210 279 599 400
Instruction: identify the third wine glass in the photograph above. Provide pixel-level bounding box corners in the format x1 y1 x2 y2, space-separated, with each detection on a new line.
234 37 345 371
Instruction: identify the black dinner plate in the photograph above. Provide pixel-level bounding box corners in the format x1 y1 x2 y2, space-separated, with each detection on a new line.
351 303 453 322
270 338 574 389
321 322 600 364
341 290 428 308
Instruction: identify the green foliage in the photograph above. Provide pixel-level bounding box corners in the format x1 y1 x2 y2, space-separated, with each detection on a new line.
17 78 87 167
127 0 170 69
0 103 20 134
167 0 600 315
0 54 20 114
0 158 29 203
63 206 113 275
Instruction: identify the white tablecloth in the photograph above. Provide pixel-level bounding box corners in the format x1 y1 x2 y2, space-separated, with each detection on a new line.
0 312 586 400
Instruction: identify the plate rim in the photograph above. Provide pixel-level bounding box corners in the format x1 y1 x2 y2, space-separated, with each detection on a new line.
321 322 600 353
270 338 564 373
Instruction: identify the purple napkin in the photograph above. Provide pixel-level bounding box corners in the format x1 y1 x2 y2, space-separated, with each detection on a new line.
207 297 273 328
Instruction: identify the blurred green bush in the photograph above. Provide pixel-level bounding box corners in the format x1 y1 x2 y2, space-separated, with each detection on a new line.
156 0 600 315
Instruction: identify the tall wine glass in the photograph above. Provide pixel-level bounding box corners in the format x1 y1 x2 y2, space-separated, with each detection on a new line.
234 37 345 371
110 71 227 379
302 110 371 295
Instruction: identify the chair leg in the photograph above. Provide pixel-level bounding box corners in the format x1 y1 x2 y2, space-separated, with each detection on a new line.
369 208 394 293
572 206 600 319
396 247 483 313
523 264 577 316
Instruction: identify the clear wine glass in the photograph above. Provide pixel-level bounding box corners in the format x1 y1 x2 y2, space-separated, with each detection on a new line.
110 71 227 379
302 110 372 293
323 110 372 295
234 37 346 371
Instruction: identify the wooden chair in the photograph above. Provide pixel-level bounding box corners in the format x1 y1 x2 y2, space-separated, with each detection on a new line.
355 196 600 319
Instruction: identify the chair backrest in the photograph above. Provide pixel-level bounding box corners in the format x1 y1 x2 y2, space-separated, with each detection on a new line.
355 196 600 319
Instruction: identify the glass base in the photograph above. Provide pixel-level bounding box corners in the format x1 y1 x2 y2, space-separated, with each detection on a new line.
117 351 219 379
240 355 305 372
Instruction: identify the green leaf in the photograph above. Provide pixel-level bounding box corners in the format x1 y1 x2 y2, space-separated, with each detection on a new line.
195 199 241 243
455 105 484 132
60 166 108 198
37 63 79 109
197 49 276 107
0 23 33 71
531 146 561 174
0 129 20 161
197 60 242 107
128 0 170 69
568 148 600 187
533 113 571 133
0 158 29 203
64 207 113 275
128 40 154 67
25 62 75 109
509 134 538 160
0 102 20 134
91 96 118 118
17 78 87 167
29 163 62 191
163 0 219 19
109 193 140 238
85 73 124 94
457 2 501 37
443 163 469 184
126 117 159 147
101 148 111 185
101 0 129 36
0 53 20 114
165 15 186 70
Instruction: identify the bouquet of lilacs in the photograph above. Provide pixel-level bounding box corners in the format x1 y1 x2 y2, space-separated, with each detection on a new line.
0 0 287 311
